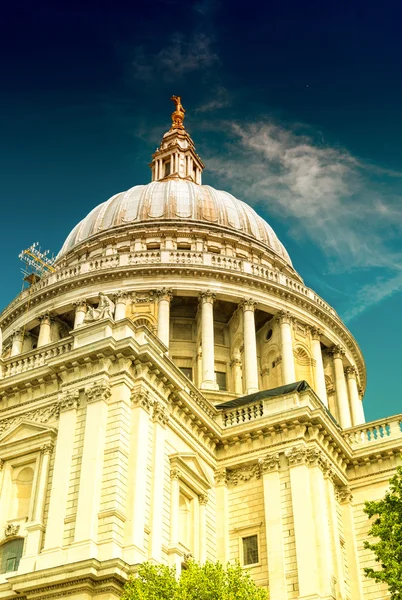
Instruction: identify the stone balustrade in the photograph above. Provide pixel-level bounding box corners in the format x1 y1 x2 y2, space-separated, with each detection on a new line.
2 338 73 378
222 401 264 427
343 416 402 447
1 250 336 320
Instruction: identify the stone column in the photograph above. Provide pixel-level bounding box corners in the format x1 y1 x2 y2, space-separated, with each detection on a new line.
286 446 320 598
215 469 229 564
10 329 24 357
242 299 259 394
22 443 54 565
307 449 334 598
198 494 208 564
148 401 169 562
231 356 243 394
337 486 364 600
345 366 365 425
114 291 129 321
37 313 52 347
124 389 153 563
199 291 218 390
156 288 173 349
73 300 87 328
277 311 296 384
74 381 110 546
310 327 328 407
43 390 80 552
169 467 181 571
260 453 288 600
332 346 351 428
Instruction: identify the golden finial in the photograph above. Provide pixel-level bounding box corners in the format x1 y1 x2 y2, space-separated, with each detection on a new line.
170 96 185 130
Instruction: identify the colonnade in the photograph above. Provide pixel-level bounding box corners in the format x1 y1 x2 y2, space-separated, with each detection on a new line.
7 289 365 429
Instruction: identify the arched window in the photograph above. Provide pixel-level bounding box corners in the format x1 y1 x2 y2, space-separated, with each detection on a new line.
0 539 24 574
13 466 34 519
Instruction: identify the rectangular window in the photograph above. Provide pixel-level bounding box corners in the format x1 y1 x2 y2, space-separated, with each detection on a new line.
242 535 259 566
164 161 171 176
180 367 193 381
215 371 227 391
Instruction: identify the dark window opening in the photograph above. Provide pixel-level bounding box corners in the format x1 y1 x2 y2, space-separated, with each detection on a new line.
180 367 193 381
215 371 227 391
0 539 24 574
164 161 171 176
242 535 259 566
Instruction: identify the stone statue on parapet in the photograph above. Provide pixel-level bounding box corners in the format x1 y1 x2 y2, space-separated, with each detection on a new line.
84 292 115 322
170 95 185 130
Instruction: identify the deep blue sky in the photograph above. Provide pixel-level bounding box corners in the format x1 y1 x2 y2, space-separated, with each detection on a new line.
1 0 402 422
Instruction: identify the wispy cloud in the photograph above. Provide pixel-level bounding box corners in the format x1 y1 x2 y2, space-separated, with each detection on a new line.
132 33 218 81
195 85 230 112
204 119 402 318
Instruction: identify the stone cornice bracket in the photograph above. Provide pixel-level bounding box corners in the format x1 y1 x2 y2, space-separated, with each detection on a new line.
335 485 353 504
310 326 323 341
170 467 181 480
152 401 170 426
276 309 293 325
131 389 154 413
155 288 173 303
85 380 111 404
330 345 345 359
240 298 256 312
344 365 358 379
199 290 216 305
286 445 308 466
259 452 281 473
59 389 80 412
40 442 54 455
214 468 228 485
198 493 209 505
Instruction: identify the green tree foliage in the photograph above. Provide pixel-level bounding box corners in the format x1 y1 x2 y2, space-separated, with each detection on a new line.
364 464 402 598
122 560 268 600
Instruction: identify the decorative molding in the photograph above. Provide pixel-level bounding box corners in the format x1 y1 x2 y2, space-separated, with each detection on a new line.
153 401 170 426
131 390 154 413
59 389 80 412
5 523 20 537
40 442 54 455
170 467 181 480
259 452 281 473
85 380 111 404
286 446 308 466
226 463 261 486
113 290 131 302
0 402 61 436
0 459 4 471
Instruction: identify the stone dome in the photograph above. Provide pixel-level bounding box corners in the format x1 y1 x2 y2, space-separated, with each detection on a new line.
58 180 292 265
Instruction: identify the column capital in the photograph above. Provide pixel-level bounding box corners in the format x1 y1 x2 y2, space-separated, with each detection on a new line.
344 365 358 379
40 442 54 455
285 445 308 466
39 311 53 324
335 485 353 504
152 401 170 426
73 299 87 311
198 493 209 506
170 467 181 480
85 380 111 404
155 287 173 303
59 389 80 412
259 452 280 473
276 309 293 325
214 468 228 485
199 290 216 304
240 297 256 312
113 290 131 302
310 326 323 341
131 389 154 413
230 356 242 367
306 447 328 470
11 329 24 342
330 344 345 359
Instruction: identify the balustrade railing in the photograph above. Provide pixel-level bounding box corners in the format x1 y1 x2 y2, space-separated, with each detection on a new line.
222 401 264 427
2 338 73 378
343 416 402 447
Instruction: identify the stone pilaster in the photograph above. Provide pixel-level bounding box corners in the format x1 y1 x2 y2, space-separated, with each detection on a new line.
215 468 229 564
198 493 208 563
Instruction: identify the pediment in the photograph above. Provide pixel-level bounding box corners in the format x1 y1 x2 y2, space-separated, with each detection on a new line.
169 452 212 491
0 420 56 446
